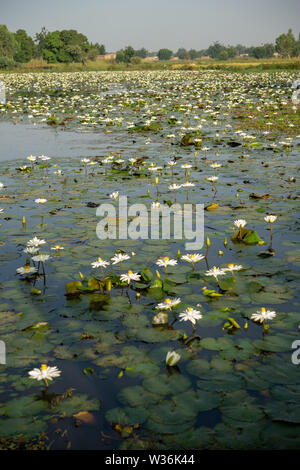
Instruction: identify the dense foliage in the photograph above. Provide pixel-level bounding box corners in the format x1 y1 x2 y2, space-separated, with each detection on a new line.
0 24 299 68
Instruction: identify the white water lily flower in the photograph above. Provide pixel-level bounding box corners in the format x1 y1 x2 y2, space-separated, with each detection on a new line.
156 297 181 310
35 198 47 204
181 181 195 188
91 257 110 268
264 215 277 223
169 184 182 190
167 161 177 166
206 176 218 182
120 270 141 284
210 163 221 169
111 253 130 264
27 237 46 247
179 307 203 325
181 164 192 169
225 263 243 273
28 364 61 382
156 257 177 268
81 158 90 164
0 208 4 213
51 245 64 251
16 265 38 275
109 191 119 199
251 307 276 323
166 350 181 367
181 253 205 264
205 266 227 278
32 254 51 263
234 219 247 228
23 247 39 255
152 201 161 209
27 155 36 162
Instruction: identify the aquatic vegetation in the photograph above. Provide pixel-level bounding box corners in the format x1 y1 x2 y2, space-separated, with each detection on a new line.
0 70 299 450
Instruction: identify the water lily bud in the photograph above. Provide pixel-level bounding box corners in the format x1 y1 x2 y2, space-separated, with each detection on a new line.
218 250 223 256
136 292 141 300
156 270 161 279
105 279 112 293
79 271 84 280
22 216 26 227
206 236 210 247
224 237 228 247
244 321 248 330
166 350 181 367
155 177 159 185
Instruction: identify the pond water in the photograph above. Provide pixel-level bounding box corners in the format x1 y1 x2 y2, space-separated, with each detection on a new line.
0 71 299 450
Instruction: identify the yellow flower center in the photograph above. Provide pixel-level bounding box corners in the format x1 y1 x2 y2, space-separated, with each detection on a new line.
190 254 195 259
128 270 133 275
261 307 266 313
165 298 171 303
41 364 47 371
187 307 193 312
98 257 102 262
228 263 234 268
164 257 169 262
24 265 30 271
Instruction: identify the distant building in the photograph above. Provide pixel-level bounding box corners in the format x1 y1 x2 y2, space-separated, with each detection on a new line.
273 52 280 57
238 54 249 57
143 56 159 62
170 56 179 61
199 56 211 60
97 53 116 61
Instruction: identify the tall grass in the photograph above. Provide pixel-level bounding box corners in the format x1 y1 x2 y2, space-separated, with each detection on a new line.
1 57 300 73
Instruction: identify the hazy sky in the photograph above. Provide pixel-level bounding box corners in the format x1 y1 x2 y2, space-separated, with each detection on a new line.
2 0 300 52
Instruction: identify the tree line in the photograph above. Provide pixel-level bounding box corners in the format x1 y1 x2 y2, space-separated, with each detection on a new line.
0 25 105 68
0 24 299 69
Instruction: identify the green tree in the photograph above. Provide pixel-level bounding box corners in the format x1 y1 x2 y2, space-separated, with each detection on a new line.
116 50 125 63
227 46 237 58
124 46 135 63
207 42 225 58
176 48 189 60
157 48 173 60
135 47 148 58
60 29 89 51
14 29 36 62
189 49 199 59
275 29 296 58
86 47 99 61
93 43 105 55
218 50 229 60
0 25 18 58
35 27 48 57
42 31 64 63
